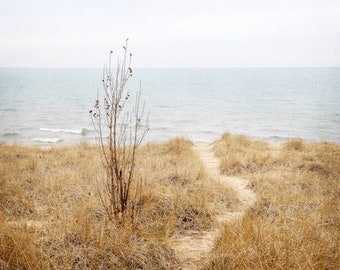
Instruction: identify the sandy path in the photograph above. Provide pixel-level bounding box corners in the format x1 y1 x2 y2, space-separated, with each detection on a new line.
169 143 256 269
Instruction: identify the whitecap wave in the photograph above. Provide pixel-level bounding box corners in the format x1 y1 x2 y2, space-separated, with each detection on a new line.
33 138 62 143
40 128 83 134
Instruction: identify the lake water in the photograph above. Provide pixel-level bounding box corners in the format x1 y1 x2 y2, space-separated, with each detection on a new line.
0 67 339 145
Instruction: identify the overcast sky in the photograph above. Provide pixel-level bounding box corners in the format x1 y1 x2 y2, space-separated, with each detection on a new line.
1 0 340 68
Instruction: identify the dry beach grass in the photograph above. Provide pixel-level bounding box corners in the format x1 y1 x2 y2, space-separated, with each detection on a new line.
0 134 339 269
0 137 237 269
206 133 339 269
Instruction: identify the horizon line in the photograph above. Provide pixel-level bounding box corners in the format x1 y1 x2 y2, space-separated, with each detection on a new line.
1 65 340 69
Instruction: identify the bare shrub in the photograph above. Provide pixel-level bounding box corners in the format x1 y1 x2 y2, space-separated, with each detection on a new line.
90 39 149 220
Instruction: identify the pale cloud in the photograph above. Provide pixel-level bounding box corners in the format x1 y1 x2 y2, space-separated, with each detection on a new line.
0 0 339 67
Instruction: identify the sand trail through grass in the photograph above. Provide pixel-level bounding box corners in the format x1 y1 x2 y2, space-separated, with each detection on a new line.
170 142 256 269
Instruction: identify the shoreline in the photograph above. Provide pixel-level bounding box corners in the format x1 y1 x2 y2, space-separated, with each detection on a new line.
1 133 339 149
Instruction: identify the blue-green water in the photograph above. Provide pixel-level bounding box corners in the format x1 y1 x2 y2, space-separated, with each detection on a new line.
0 67 339 145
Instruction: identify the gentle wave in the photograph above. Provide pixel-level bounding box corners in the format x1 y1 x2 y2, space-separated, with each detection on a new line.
0 108 17 112
39 128 89 135
33 138 62 143
1 67 339 145
4 132 20 137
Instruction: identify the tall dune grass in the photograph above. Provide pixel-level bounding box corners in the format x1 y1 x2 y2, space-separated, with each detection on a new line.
206 133 339 269
0 138 237 269
1 134 338 269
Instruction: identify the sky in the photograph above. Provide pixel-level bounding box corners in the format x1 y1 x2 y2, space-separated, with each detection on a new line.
0 0 340 68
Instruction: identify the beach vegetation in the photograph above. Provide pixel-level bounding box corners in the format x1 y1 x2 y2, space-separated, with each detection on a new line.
0 138 237 269
205 133 339 269
89 39 149 221
0 134 339 269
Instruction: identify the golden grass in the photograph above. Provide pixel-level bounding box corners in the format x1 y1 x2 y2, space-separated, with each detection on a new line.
0 138 237 269
1 134 339 269
206 133 339 269
137 138 239 236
